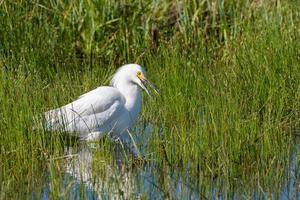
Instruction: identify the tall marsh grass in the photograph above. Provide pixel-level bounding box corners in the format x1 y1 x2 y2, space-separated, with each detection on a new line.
0 0 299 198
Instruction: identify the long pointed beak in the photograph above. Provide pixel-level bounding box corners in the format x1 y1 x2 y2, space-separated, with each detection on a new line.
140 77 160 98
142 78 160 95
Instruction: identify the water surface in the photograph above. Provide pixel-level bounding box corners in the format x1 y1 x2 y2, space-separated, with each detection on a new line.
40 126 300 199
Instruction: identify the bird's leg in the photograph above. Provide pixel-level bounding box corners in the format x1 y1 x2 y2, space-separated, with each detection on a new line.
107 131 122 143
125 129 142 159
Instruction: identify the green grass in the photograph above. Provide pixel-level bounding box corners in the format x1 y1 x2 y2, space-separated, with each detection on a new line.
0 0 300 199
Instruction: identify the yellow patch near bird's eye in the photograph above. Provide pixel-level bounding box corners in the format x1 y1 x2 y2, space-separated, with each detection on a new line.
136 71 142 78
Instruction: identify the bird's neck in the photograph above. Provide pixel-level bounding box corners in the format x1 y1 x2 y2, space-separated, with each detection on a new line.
115 83 142 114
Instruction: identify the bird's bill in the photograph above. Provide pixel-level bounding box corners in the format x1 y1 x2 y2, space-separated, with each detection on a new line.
142 78 160 95
138 76 160 98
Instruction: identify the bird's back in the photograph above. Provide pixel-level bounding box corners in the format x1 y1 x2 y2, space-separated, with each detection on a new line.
45 86 126 137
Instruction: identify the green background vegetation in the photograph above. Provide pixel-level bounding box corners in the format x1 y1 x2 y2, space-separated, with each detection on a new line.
0 0 299 199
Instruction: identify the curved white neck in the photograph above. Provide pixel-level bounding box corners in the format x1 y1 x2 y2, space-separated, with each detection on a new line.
114 82 142 119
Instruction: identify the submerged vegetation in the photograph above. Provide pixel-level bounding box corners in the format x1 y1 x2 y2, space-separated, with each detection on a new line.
0 0 300 199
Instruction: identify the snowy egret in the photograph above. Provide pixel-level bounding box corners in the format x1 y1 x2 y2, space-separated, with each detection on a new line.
45 64 159 141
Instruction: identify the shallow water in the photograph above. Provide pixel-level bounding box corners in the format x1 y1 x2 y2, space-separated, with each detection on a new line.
40 125 300 199
41 146 201 199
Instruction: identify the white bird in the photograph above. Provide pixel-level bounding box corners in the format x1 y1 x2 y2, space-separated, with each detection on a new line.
45 64 159 141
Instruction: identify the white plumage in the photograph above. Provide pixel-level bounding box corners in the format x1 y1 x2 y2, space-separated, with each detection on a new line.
45 64 159 141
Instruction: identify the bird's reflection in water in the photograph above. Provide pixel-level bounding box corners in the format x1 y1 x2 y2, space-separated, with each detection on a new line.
63 123 153 199
43 123 199 199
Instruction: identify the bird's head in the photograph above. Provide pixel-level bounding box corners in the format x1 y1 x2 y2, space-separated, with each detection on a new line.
111 64 160 98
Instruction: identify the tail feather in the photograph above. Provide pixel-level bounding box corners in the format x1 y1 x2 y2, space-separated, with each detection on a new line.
44 108 66 131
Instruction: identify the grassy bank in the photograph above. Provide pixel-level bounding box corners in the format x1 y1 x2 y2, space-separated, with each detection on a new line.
0 0 300 198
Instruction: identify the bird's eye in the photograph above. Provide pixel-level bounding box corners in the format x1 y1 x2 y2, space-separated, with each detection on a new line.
136 71 142 77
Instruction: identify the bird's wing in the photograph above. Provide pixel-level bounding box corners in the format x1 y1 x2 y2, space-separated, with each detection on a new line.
45 86 126 132
65 99 126 136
